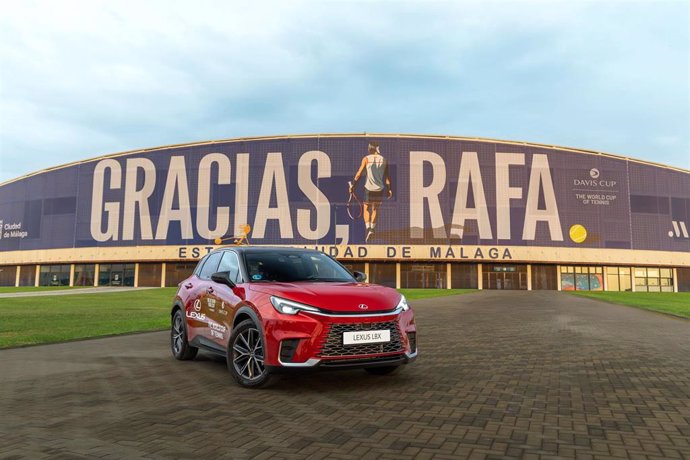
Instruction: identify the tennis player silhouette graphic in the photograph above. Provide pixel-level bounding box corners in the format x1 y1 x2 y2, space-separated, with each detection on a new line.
349 141 393 243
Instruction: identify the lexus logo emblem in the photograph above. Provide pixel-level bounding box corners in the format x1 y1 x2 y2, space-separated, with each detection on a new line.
358 304 368 310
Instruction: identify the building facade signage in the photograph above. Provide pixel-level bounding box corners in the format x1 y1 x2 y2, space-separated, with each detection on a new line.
1 136 688 259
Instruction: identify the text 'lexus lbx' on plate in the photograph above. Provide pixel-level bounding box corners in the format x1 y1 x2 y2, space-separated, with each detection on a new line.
171 247 417 388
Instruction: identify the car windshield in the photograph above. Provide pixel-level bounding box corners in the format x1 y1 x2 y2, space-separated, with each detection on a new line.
244 250 355 283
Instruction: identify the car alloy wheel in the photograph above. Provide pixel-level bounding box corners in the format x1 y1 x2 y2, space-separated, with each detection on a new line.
232 326 266 381
171 309 197 360
172 314 184 355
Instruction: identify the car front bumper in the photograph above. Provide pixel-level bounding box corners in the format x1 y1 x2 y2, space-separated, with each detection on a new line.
260 307 417 370
266 350 417 374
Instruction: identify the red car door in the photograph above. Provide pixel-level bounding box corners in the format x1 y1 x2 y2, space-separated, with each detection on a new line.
189 252 223 341
206 251 244 347
181 274 207 342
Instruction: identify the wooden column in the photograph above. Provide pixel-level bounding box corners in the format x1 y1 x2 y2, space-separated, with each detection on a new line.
631 267 636 292
556 266 562 291
161 263 167 288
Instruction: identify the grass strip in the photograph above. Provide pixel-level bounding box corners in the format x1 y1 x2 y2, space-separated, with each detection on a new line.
0 288 177 348
0 286 91 293
569 291 690 319
399 288 476 301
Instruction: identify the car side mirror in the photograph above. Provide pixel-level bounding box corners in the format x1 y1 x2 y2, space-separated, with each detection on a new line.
353 271 367 282
211 271 236 288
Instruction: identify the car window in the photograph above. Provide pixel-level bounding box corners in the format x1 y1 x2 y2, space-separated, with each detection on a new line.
217 251 242 283
198 252 223 280
193 255 208 276
244 251 354 282
309 255 350 279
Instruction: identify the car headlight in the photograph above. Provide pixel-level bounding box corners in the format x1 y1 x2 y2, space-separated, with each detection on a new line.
397 294 410 311
270 296 321 315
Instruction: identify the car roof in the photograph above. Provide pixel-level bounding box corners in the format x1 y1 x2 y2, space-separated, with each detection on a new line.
212 246 323 255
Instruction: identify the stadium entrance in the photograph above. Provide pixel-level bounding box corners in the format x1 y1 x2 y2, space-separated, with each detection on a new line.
482 264 528 290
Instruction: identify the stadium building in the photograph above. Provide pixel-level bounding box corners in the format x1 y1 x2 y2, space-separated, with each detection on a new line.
1 134 688 291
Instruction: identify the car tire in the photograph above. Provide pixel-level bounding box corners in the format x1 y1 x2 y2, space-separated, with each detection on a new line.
364 365 399 375
171 309 198 360
227 319 275 389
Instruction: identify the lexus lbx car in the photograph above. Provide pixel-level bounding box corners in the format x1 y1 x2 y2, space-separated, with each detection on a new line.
171 247 417 388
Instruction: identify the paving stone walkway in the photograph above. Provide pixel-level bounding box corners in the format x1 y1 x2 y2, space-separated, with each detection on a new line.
0 291 688 459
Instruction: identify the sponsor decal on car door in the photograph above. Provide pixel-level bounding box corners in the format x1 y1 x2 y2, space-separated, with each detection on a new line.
207 284 243 345
204 287 227 342
185 281 209 339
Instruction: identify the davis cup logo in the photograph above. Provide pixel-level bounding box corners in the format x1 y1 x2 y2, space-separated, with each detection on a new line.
589 168 600 179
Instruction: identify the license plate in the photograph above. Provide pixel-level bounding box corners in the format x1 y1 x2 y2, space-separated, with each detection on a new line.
343 329 390 345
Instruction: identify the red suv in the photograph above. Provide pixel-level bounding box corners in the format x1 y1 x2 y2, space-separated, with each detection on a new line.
170 247 417 388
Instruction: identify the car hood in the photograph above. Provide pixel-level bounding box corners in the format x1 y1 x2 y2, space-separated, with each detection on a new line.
248 282 401 312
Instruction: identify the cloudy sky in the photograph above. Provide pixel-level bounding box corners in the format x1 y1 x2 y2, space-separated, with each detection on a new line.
0 0 688 182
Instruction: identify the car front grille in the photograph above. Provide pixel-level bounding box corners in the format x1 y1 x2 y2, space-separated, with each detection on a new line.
319 321 403 357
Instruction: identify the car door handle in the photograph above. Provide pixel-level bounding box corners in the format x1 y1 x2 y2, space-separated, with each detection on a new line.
184 283 193 289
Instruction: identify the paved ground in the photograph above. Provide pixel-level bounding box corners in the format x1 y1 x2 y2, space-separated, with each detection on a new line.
0 287 155 298
0 291 689 459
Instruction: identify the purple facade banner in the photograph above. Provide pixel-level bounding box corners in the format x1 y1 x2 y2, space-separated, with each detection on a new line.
1 136 689 254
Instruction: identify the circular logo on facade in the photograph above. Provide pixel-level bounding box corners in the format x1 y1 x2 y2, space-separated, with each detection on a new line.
569 224 588 244
358 304 369 310
589 168 600 179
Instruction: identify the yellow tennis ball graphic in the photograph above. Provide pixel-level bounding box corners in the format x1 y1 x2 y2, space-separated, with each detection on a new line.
214 237 222 245
569 224 587 243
